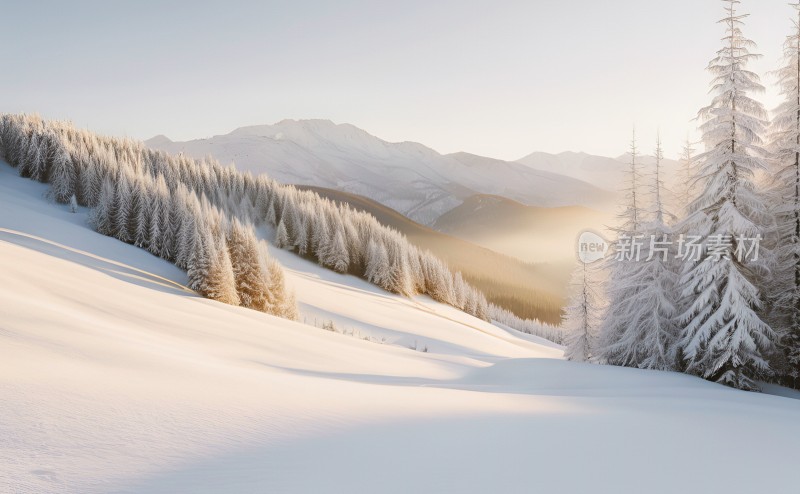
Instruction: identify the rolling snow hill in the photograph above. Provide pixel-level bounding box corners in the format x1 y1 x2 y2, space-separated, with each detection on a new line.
146 120 613 225
2 159 800 494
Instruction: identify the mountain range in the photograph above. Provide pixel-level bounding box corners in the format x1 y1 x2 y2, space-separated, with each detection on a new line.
146 119 617 225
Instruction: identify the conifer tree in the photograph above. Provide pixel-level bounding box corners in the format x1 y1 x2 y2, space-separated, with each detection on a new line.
597 128 646 365
678 0 777 390
91 178 117 236
296 216 311 256
199 230 241 306
227 219 269 310
327 227 350 273
366 238 390 288
564 262 602 362
275 219 290 249
48 142 75 204
602 135 680 370
678 138 699 215
766 0 800 387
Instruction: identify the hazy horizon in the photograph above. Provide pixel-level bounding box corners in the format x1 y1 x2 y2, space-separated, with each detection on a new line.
1 0 794 160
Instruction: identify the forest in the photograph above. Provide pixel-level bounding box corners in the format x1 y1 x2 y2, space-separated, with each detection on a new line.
0 112 561 342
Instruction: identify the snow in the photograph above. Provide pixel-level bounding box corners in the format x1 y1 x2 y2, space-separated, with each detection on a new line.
1 162 799 494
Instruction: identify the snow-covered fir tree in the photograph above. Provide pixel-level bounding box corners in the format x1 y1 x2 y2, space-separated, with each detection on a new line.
327 227 350 273
765 0 800 387
274 219 290 249
227 218 269 311
189 228 240 306
677 138 699 216
599 135 680 369
632 136 680 369
677 0 777 390
564 261 602 362
597 128 646 365
48 140 75 204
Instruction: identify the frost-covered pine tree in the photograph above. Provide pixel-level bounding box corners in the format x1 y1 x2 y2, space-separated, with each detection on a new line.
677 0 777 390
623 128 643 231
48 141 75 204
19 132 40 179
174 194 199 270
227 219 265 310
208 233 241 306
296 216 311 256
91 177 117 236
258 246 298 319
80 146 104 208
678 138 699 216
134 182 152 249
596 128 645 365
765 1 800 387
190 228 240 306
112 167 133 243
327 227 350 273
275 219 290 249
606 135 680 369
384 234 414 295
365 238 390 288
564 261 602 362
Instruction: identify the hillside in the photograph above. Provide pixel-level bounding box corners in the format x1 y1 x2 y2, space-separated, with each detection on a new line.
2 160 799 494
433 194 613 264
297 185 567 324
146 120 613 225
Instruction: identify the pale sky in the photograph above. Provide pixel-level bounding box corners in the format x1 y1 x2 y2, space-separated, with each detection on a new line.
0 0 794 160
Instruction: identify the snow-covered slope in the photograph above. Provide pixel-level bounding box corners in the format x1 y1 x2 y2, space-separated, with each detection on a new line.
2 162 800 494
146 120 612 224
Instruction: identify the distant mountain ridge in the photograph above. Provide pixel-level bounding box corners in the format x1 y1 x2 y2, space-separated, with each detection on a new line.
433 194 613 265
516 150 682 193
146 119 614 225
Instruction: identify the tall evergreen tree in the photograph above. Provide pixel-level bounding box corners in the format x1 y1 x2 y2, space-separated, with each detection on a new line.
677 0 777 390
275 219 290 249
191 229 240 306
48 142 75 204
597 128 646 365
600 136 681 369
227 219 270 310
678 138 699 216
327 227 350 273
564 261 603 362
766 0 800 387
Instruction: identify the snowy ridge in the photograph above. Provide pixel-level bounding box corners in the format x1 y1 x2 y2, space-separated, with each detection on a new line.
146 120 613 224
